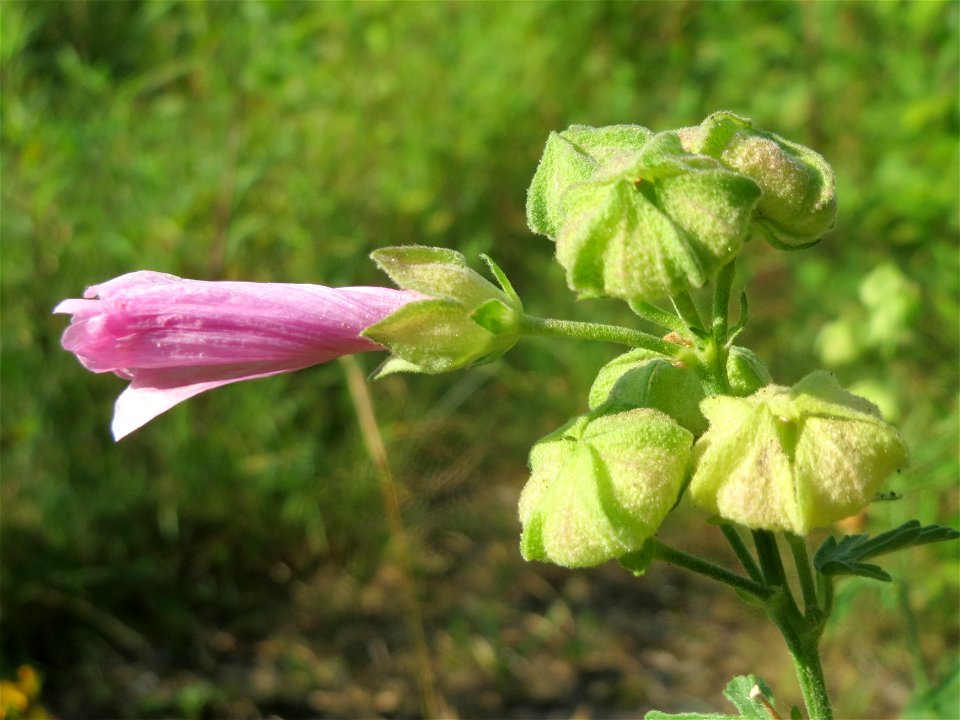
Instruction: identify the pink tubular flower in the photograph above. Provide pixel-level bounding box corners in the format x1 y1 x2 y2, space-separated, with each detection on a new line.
54 271 417 440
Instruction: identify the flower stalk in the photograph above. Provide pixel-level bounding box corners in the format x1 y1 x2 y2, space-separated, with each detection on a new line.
520 315 678 355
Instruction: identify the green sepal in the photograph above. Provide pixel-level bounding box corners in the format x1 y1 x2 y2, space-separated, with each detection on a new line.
814 520 960 582
519 408 693 568
370 245 502 307
555 155 760 303
363 299 500 374
367 246 523 374
690 372 909 534
471 298 519 336
480 253 521 305
526 124 653 239
371 356 423 379
680 111 837 248
726 346 772 397
589 350 707 436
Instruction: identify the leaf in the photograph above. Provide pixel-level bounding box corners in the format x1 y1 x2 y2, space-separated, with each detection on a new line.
815 520 960 581
645 675 778 720
645 713 739 720
723 675 776 719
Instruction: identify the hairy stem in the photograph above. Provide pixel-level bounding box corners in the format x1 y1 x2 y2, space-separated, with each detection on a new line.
671 292 706 331
629 299 691 335
786 533 820 619
720 524 764 583
648 538 772 600
521 315 678 355
711 260 736 344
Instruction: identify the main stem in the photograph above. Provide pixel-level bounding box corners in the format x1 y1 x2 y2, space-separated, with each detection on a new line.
749 530 832 719
773 614 833 720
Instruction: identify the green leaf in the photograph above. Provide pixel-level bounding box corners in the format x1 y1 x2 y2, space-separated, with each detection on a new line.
645 713 738 720
814 520 960 581
644 675 777 720
723 675 776 719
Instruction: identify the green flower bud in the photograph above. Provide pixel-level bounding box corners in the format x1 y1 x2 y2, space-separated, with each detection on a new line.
679 111 837 248
589 348 707 436
689 371 908 535
526 124 653 239
519 408 693 568
363 246 522 375
554 131 761 303
725 346 772 397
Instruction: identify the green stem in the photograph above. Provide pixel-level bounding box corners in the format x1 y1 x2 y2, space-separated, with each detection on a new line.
752 530 832 719
711 259 736 345
720 524 764 583
777 625 833 720
648 538 772 601
786 533 820 619
520 315 677 356
628 299 690 336
671 292 705 331
752 530 787 586
817 572 834 617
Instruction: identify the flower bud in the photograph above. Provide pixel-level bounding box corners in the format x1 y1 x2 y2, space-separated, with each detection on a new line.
526 124 653 239
689 371 908 535
679 112 837 248
519 408 693 567
725 345 772 396
552 131 761 303
363 246 522 374
589 349 707 436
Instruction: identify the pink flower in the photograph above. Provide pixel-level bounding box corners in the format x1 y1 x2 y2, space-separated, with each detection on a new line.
54 271 416 440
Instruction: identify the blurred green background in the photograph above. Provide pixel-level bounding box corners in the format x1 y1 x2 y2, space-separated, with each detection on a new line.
2 1 957 718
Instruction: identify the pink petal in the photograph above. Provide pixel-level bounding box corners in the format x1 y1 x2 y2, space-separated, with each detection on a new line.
54 271 419 439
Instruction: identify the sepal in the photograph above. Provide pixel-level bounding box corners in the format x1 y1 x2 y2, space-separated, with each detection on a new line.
589 349 708 436
526 125 653 239
725 346 772 397
519 408 692 568
689 371 908 535
680 111 837 247
554 138 760 303
365 246 522 373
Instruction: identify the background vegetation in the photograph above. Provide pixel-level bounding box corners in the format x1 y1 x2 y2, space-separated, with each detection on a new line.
2 2 957 718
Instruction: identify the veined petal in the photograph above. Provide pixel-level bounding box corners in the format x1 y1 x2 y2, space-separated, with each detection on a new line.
55 271 419 438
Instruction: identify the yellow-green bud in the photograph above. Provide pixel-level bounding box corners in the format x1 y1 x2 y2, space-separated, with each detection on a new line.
550 131 761 303
526 125 653 239
679 112 837 248
589 349 707 436
726 346 772 397
364 246 523 375
689 371 908 535
519 408 693 568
